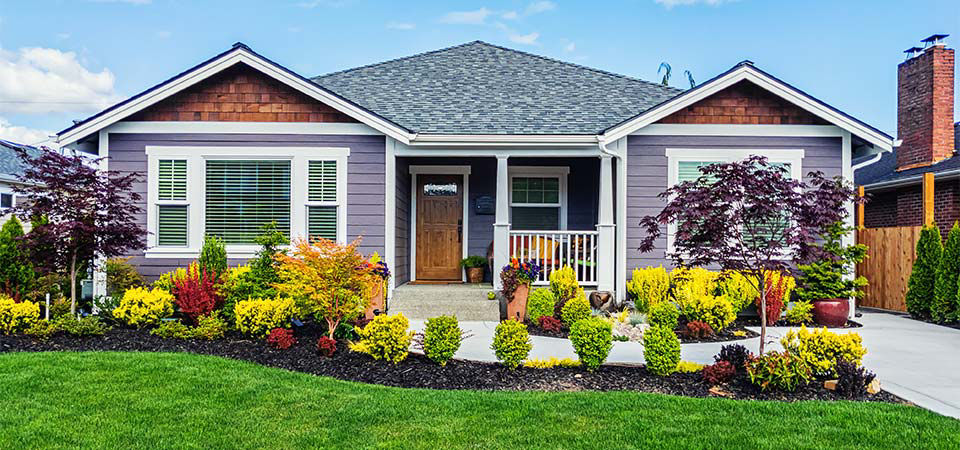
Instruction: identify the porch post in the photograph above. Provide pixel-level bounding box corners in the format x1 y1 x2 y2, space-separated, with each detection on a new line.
493 155 511 291
597 154 615 293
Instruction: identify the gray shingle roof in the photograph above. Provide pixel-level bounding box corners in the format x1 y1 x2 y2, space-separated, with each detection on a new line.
855 149 960 187
312 41 683 135
0 140 40 181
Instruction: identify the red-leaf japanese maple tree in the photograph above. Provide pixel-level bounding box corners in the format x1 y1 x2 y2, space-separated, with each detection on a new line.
12 147 145 316
638 156 857 353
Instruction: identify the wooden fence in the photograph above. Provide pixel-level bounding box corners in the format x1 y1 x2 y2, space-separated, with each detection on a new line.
856 226 921 311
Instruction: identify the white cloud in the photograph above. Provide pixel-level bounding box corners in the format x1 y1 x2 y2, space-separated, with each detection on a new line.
525 1 556 15
501 11 519 20
564 42 575 52
154 30 172 39
0 47 121 114
440 8 491 25
386 21 416 30
0 117 53 147
655 0 733 8
508 32 540 45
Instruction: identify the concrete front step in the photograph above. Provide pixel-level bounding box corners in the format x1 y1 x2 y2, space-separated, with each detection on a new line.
389 283 500 321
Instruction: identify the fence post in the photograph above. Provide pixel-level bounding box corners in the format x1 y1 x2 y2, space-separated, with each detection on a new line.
923 173 935 226
856 186 865 230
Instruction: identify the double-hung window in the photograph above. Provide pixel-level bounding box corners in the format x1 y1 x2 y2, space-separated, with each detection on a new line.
509 167 569 231
146 146 348 258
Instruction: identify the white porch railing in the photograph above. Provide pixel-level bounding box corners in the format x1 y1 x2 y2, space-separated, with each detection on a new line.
508 230 599 286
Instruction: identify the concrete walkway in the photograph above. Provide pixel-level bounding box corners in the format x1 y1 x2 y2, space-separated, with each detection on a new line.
409 310 960 419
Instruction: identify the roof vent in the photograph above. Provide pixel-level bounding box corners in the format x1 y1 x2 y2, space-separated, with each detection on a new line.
921 34 949 47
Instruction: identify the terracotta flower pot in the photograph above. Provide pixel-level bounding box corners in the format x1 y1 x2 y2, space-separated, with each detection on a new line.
365 281 385 320
506 283 530 322
466 267 484 283
812 298 849 328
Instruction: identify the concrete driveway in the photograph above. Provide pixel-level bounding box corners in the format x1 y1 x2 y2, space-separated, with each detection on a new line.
410 309 960 419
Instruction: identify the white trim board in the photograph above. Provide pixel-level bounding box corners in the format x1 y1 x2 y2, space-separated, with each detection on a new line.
631 124 845 137
408 165 471 283
106 121 380 135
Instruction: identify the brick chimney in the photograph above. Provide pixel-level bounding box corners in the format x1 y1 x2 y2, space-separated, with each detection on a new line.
897 35 955 170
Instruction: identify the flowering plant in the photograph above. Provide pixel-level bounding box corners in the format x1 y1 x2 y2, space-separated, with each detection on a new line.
500 258 542 300
359 252 391 281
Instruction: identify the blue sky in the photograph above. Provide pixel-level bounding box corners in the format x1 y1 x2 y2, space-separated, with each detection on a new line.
0 0 957 146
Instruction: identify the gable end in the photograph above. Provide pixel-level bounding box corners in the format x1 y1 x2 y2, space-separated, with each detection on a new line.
657 80 830 125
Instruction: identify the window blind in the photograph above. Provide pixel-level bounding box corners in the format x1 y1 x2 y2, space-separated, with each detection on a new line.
157 205 188 246
308 206 338 241
158 159 187 201
308 160 337 202
205 160 291 244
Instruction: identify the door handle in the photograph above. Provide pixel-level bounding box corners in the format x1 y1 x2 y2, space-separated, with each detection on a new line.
457 219 463 242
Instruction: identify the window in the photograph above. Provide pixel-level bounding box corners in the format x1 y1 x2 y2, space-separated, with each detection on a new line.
206 160 292 245
0 193 12 209
509 167 568 231
307 160 339 241
156 159 188 247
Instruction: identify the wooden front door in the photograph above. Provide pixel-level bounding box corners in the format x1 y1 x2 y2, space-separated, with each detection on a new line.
416 174 463 281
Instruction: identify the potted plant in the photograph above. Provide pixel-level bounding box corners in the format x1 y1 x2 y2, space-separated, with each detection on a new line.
795 222 867 327
500 258 541 322
460 255 487 283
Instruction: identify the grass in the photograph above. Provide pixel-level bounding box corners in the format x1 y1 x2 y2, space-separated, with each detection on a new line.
1 352 957 449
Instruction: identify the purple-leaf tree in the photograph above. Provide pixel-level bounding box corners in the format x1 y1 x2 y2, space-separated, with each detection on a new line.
638 156 856 353
12 147 145 316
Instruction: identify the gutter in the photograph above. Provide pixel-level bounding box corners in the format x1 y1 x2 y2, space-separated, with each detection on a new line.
862 168 960 191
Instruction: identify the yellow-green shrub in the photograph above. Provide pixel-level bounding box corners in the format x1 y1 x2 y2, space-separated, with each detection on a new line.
785 301 814 325
113 287 175 327
560 291 591 326
717 271 758 313
491 319 532 369
627 266 670 312
422 315 462 366
152 267 188 292
676 360 705 373
523 357 581 369
234 297 296 337
670 267 718 298
643 325 681 375
0 295 39 335
352 313 414 364
780 325 866 377
526 288 556 324
549 266 580 302
764 270 795 304
687 294 736 332
648 301 680 329
569 316 613 371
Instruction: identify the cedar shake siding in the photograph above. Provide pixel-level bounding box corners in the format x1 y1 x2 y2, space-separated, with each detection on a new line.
127 64 359 123
109 132 385 279
659 80 830 126
626 135 843 279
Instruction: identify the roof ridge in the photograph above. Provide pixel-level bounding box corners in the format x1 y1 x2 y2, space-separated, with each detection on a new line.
312 41 486 81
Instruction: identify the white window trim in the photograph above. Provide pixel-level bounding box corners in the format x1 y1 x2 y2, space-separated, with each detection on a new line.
408 165 471 283
665 148 804 254
508 166 569 231
145 146 349 259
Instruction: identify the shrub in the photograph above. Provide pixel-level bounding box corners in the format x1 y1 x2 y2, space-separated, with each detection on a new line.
172 263 222 325
274 238 374 338
795 222 867 305
643 325 681 376
49 297 71 319
683 320 713 339
24 319 58 339
0 216 35 302
422 315 463 366
353 313 414 364
113 287 175 327
105 257 144 298
780 326 866 377
560 292 591 326
0 296 40 334
197 234 227 280
523 357 580 369
835 359 876 399
906 225 942 319
686 294 736 331
267 328 296 350
932 222 960 322
569 316 613 371
459 255 487 268
234 297 296 337
627 266 669 313
648 301 680 329
717 271 757 313
57 316 109 337
785 301 814 325
317 336 337 357
746 351 812 391
151 320 192 339
756 274 789 325
549 265 580 314
702 361 735 385
191 312 226 340
491 319 532 369
676 360 704 373
538 316 563 333
526 288 556 324
715 344 752 371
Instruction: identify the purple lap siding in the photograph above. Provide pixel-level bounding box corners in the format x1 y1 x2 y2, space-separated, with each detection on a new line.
109 132 385 280
625 135 843 280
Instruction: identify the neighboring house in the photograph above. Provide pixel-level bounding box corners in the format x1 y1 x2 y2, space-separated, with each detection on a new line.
55 41 894 302
856 35 958 234
0 139 42 218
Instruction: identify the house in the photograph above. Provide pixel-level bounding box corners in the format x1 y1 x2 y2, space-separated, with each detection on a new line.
0 139 42 218
54 41 894 307
856 35 959 234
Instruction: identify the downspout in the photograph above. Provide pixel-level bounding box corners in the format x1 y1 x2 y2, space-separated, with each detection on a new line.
851 139 900 173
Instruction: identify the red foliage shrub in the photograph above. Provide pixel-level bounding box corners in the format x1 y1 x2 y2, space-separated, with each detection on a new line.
538 316 563 332
172 265 222 324
755 275 788 326
266 328 296 350
317 336 337 357
683 320 714 339
702 360 736 385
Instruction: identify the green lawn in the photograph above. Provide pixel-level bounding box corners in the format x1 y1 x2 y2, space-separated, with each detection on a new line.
0 352 957 449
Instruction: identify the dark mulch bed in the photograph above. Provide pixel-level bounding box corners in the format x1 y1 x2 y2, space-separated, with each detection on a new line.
526 320 760 343
0 325 903 405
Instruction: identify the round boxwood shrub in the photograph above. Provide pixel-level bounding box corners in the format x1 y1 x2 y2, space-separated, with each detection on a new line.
353 313 414 364
491 320 532 369
422 315 462 366
526 288 556 325
560 292 591 326
643 325 681 376
569 317 613 371
648 301 680 329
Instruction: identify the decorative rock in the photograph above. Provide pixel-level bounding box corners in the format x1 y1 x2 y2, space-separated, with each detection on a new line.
708 386 731 397
867 379 882 395
589 291 614 311
824 380 838 390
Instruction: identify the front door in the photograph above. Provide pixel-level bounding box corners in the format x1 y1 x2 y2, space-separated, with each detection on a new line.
416 174 463 281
